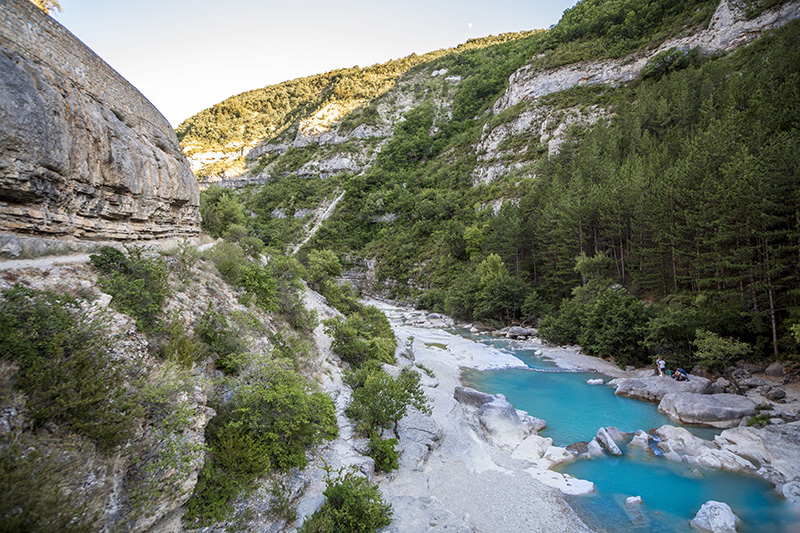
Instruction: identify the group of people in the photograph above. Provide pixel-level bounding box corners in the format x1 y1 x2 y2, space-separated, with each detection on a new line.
656 356 690 381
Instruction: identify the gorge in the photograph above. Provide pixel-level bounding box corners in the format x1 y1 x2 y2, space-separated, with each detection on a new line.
2 0 800 531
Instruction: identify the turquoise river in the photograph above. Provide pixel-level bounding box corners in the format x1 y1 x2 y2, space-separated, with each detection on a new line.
459 335 799 532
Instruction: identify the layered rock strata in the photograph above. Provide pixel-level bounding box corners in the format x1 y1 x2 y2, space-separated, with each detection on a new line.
0 0 199 250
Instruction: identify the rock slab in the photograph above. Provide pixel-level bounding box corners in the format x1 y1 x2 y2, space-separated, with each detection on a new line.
611 376 712 403
658 392 757 428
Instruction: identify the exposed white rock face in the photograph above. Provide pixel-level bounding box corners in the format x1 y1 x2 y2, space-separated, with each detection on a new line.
494 0 800 113
713 421 800 488
658 392 758 428
690 500 740 533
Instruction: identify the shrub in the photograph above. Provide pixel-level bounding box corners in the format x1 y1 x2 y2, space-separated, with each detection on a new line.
345 366 429 436
90 246 169 333
0 285 138 450
324 306 397 366
0 438 99 532
306 249 343 289
207 242 278 311
367 435 399 472
299 468 392 533
195 305 249 372
187 359 337 525
157 315 207 368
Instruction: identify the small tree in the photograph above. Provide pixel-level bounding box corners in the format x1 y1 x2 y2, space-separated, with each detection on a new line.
344 365 429 437
693 329 752 393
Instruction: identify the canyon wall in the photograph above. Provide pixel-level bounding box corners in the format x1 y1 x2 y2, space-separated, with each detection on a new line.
0 0 200 256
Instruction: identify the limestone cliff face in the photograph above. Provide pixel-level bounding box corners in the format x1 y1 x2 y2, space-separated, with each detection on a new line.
493 0 800 112
0 0 199 248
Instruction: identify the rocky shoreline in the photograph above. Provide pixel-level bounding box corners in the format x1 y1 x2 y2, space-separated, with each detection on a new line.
327 301 800 532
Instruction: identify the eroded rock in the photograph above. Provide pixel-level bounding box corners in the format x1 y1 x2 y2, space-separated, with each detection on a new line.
690 500 740 533
610 376 712 403
658 392 757 428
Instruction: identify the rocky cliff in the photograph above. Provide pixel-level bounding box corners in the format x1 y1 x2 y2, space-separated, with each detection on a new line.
0 0 200 257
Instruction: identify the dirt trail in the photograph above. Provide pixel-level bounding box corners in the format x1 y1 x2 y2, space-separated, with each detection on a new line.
0 254 91 271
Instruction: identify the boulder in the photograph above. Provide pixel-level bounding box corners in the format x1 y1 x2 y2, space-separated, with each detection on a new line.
507 326 536 338
611 376 712 403
739 377 767 388
765 387 786 401
587 438 605 456
765 362 784 377
778 480 800 505
626 496 643 505
628 430 650 451
658 392 757 428
476 395 527 447
689 501 740 533
397 408 443 471
453 386 495 408
595 427 622 456
654 426 756 474
714 421 800 485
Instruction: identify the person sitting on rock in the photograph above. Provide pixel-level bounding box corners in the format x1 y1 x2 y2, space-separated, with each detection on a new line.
673 368 689 381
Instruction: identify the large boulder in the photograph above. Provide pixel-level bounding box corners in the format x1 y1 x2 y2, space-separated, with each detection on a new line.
610 376 712 403
595 427 622 456
690 501 740 533
397 407 443 471
654 425 756 474
714 421 800 487
475 395 528 447
454 386 495 408
658 392 758 428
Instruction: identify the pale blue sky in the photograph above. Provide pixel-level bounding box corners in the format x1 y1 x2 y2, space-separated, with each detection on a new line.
55 0 577 127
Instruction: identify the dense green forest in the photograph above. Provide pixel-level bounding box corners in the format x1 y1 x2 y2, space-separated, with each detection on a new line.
194 0 799 372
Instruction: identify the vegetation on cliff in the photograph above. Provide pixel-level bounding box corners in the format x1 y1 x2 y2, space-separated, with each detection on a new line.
191 0 800 374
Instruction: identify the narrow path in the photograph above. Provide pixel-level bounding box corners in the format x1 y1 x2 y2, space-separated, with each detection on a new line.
0 253 90 270
291 190 345 255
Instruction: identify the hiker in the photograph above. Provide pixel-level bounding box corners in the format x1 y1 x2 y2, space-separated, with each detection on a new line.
657 356 666 377
674 368 689 381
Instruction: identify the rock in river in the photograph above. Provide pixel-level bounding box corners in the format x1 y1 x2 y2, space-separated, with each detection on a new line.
690 500 740 533
609 375 712 402
658 392 757 428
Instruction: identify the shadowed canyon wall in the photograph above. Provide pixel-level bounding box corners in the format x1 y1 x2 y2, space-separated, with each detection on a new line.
0 0 199 255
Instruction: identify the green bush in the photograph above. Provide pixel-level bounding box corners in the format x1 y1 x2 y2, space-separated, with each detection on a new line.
324 306 397 366
344 366 429 436
158 315 207 368
187 359 337 525
90 246 169 333
0 438 98 532
299 468 392 533
200 186 247 238
0 285 138 450
367 435 399 472
306 249 343 289
207 242 278 311
195 305 250 373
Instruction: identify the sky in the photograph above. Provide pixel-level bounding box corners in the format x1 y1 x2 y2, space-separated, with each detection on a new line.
54 0 578 128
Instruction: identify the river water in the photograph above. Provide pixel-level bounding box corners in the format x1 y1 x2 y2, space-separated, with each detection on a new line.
459 335 798 532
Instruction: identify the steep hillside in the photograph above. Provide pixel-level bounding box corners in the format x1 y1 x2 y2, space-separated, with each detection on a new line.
191 0 800 368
